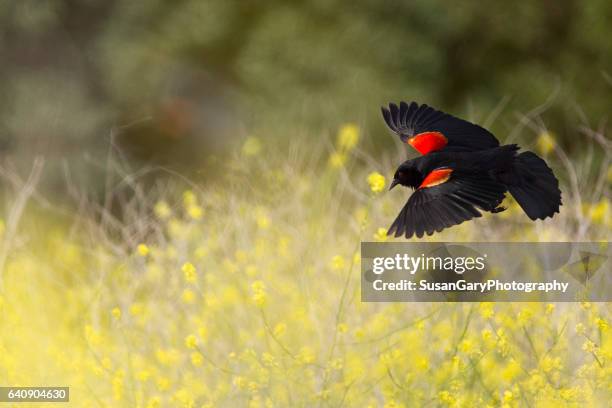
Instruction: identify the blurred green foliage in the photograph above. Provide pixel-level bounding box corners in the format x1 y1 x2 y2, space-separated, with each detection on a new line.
0 0 610 187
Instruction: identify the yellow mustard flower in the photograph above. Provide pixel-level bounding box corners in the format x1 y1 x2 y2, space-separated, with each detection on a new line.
111 307 121 320
184 334 198 349
273 322 286 337
187 204 203 220
589 199 609 224
146 396 161 408
183 190 197 206
537 131 556 155
337 123 360 151
190 352 203 367
596 318 608 331
330 255 346 271
136 369 151 382
182 262 197 283
251 280 267 307
154 200 171 219
373 227 388 241
367 172 386 193
137 243 150 256
156 377 170 391
181 289 196 304
582 340 597 354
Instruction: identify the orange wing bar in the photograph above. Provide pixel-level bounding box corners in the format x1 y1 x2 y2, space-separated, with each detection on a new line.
419 168 453 189
407 131 448 154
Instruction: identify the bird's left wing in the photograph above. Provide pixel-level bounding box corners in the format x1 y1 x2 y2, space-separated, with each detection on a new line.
387 168 506 238
381 101 500 154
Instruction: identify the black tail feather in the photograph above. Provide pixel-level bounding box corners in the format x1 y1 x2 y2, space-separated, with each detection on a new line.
506 151 561 220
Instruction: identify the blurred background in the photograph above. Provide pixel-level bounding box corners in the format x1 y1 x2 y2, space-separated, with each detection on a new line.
1 2 611 406
1 0 611 196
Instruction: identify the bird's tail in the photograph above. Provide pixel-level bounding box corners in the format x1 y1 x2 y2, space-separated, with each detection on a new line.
506 151 562 220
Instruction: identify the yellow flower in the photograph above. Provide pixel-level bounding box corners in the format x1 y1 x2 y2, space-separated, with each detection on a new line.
111 307 121 320
367 172 386 193
479 302 494 319
137 244 150 256
251 280 267 307
438 390 455 405
589 199 609 224
181 289 196 304
328 151 347 168
136 369 151 382
373 227 388 242
185 334 198 349
187 204 203 220
517 307 533 325
183 189 198 205
540 355 562 373
330 255 346 271
537 131 556 155
501 359 521 381
156 377 170 391
262 352 277 368
190 352 204 367
130 303 144 316
481 329 493 342
182 262 197 283
154 201 171 219
582 340 596 353
337 323 348 333
337 123 360 151
146 396 161 408
242 136 262 156
416 356 429 371
252 280 265 292
273 322 287 337
596 318 608 331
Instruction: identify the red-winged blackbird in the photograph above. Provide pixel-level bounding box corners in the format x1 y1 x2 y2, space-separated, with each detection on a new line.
381 101 562 238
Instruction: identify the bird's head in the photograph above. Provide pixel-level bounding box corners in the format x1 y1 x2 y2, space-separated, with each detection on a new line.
390 163 422 190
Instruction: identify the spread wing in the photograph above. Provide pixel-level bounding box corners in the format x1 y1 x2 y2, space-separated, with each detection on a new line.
387 168 506 238
381 101 500 154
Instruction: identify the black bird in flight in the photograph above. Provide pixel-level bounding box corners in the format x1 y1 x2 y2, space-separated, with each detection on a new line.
381 101 562 238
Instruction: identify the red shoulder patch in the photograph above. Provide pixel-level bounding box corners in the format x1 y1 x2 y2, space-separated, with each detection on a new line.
408 131 448 154
419 168 453 189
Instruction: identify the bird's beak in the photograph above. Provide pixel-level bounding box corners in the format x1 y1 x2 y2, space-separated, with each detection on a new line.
389 179 399 190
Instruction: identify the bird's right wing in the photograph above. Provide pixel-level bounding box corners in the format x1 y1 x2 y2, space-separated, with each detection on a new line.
387 168 506 238
381 101 500 154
